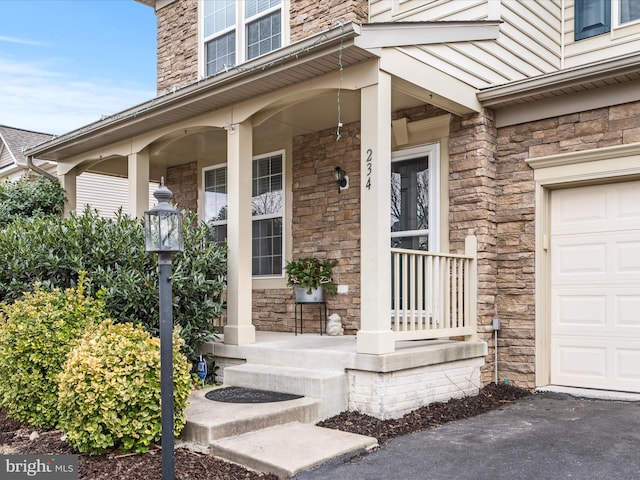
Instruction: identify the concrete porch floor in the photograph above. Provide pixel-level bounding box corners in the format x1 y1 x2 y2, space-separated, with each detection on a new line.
205 330 488 377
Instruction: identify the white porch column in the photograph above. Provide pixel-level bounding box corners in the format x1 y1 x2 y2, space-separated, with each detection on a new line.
127 150 150 218
224 121 256 345
357 70 395 354
58 170 77 217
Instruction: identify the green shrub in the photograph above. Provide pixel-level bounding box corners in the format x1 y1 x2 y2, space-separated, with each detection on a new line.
0 278 108 427
57 320 193 454
0 208 226 360
0 176 65 226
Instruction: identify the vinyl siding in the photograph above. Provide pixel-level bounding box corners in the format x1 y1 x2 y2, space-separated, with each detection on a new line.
564 0 640 68
369 0 562 88
76 173 157 219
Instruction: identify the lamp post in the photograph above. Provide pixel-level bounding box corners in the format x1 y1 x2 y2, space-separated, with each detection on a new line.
144 178 183 480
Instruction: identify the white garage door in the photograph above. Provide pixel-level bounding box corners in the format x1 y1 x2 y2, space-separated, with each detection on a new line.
551 180 640 392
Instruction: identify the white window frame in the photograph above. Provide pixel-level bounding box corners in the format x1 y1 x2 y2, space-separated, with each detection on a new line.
200 0 287 78
613 0 640 28
390 143 440 252
202 149 286 279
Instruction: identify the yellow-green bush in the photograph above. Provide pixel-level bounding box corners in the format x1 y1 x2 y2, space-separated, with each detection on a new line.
58 320 193 454
0 279 108 427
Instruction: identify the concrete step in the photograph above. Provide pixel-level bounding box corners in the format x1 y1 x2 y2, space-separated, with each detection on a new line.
222 363 348 420
210 421 378 479
180 388 321 446
208 335 359 372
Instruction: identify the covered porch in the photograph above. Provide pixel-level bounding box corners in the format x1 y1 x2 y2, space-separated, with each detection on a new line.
25 22 492 390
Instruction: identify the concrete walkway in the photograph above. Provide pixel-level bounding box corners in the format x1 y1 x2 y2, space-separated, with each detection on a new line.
293 392 640 480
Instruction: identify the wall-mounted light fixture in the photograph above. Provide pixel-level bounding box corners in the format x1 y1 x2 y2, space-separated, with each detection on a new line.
332 166 348 192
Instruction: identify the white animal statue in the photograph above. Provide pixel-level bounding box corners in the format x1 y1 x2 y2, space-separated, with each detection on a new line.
326 313 344 336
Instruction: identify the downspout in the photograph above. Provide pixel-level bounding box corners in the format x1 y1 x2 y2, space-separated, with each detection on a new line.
26 155 58 182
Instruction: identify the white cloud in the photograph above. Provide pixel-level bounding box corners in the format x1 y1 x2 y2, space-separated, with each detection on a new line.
0 56 155 135
0 35 47 47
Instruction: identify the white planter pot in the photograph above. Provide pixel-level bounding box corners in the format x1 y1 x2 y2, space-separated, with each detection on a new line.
294 286 323 303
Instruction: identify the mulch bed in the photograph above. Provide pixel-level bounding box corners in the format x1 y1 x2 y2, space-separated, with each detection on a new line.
0 383 529 479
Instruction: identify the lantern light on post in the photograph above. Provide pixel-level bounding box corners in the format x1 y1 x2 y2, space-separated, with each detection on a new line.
144 177 183 480
144 179 184 253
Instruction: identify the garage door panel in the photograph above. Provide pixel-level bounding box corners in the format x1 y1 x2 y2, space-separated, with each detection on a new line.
616 239 640 274
616 348 640 382
553 342 607 381
551 180 640 393
553 339 640 391
551 188 608 234
554 288 640 330
554 241 607 277
616 294 640 327
553 293 606 327
616 181 640 222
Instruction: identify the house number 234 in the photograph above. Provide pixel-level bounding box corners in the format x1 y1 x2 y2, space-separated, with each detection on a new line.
365 148 373 190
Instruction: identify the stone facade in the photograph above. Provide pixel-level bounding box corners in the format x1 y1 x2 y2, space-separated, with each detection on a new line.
492 100 640 389
156 0 368 95
290 0 368 42
448 110 499 385
253 121 362 334
166 161 198 213
156 0 198 95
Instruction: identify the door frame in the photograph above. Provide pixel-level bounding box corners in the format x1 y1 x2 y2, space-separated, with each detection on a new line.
526 142 640 388
391 142 441 252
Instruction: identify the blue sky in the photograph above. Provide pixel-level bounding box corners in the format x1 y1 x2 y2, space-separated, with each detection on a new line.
0 0 157 135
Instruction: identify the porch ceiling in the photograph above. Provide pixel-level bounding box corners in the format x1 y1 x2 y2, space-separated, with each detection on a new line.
25 23 377 163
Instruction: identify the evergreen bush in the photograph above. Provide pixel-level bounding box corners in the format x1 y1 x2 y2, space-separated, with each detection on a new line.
57 320 193 454
0 277 108 427
0 208 226 360
0 176 65 225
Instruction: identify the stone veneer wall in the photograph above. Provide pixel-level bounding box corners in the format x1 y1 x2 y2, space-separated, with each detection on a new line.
165 161 198 213
253 121 362 334
448 110 499 386
155 0 367 95
156 0 198 96
494 100 640 389
290 0 368 42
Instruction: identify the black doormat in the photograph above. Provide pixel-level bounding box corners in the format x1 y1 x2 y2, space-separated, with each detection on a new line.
205 386 304 404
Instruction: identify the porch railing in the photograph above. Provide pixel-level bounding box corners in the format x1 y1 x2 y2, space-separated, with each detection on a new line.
390 235 478 341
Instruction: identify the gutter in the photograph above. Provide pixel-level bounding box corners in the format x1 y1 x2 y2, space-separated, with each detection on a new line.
26 155 58 182
478 51 640 107
24 22 363 159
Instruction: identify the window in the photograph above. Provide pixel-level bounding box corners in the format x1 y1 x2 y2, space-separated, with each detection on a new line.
616 0 640 26
575 0 640 40
203 152 284 277
390 144 440 252
202 0 283 77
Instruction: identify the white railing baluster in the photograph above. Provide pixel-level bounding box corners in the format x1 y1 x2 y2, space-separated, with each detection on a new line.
389 235 477 341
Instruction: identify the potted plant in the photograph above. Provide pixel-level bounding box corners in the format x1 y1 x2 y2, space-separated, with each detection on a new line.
285 257 338 302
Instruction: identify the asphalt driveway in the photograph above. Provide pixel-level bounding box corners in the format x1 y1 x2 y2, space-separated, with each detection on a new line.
293 392 640 480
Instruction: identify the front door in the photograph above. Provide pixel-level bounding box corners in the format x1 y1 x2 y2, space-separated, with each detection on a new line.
390 144 439 251
390 144 440 312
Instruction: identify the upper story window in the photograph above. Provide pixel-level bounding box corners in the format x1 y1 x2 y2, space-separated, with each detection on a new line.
203 0 283 77
615 0 640 26
575 0 640 40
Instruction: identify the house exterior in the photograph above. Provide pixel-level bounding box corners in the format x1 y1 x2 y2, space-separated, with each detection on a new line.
1 124 157 218
24 0 640 416
0 125 56 181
